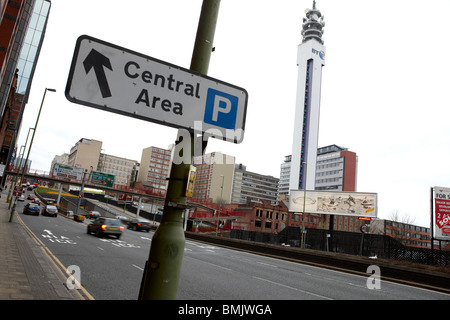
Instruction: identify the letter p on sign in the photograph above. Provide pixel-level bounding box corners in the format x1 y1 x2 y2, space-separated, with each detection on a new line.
204 88 238 129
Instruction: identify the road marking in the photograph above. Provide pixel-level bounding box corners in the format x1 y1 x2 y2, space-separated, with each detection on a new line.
201 260 232 272
132 264 144 271
16 214 95 300
257 261 278 268
97 247 104 251
252 276 332 300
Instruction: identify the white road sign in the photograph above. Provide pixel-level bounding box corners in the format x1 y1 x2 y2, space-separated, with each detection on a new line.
65 35 248 143
52 163 84 181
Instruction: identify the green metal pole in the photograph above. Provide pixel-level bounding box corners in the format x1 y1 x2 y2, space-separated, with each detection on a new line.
9 88 55 222
138 0 221 300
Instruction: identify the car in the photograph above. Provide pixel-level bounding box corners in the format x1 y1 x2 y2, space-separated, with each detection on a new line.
27 194 35 200
86 211 101 219
87 218 124 239
127 218 152 232
31 198 41 205
23 203 40 216
41 205 58 217
18 194 25 201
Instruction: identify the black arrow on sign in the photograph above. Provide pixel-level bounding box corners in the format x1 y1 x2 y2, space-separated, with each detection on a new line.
83 49 113 98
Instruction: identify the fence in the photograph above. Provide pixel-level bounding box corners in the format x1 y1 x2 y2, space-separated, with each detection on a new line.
230 227 450 267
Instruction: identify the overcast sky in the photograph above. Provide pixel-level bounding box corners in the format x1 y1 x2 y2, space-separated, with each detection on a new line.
18 0 450 227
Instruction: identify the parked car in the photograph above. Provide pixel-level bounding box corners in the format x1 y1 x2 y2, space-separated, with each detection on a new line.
86 211 101 219
41 205 58 217
87 218 124 238
127 218 152 232
23 203 40 216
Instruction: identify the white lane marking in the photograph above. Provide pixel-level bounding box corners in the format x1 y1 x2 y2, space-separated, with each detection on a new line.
252 276 333 300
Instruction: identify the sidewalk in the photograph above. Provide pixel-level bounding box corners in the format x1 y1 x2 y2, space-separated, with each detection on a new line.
0 189 82 300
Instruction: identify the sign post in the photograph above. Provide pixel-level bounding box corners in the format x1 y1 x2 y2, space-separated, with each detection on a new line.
137 0 222 300
65 0 245 299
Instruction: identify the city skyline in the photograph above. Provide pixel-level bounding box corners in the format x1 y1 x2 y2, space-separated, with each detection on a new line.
15 0 450 228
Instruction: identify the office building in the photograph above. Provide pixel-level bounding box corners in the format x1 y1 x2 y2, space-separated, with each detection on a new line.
98 153 138 187
0 0 51 171
56 138 139 187
232 164 279 204
315 144 357 191
135 146 171 195
192 152 235 203
68 138 102 171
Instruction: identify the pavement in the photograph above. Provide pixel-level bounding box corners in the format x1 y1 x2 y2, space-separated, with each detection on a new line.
0 188 85 300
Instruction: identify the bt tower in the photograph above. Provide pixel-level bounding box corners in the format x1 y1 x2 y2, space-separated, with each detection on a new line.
289 1 326 192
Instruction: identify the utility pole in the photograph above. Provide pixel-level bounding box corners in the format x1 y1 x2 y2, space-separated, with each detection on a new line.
139 0 221 300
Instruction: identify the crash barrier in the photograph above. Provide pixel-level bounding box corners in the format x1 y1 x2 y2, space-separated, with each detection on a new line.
185 231 450 294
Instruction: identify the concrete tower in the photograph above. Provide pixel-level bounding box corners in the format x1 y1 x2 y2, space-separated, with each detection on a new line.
289 1 326 192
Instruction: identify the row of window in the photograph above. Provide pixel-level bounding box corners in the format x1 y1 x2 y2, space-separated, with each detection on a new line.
316 177 341 184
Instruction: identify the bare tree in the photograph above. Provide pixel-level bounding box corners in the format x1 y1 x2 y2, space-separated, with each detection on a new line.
388 209 416 245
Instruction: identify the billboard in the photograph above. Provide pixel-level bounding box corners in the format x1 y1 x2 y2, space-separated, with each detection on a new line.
289 190 377 218
52 163 83 181
432 187 450 240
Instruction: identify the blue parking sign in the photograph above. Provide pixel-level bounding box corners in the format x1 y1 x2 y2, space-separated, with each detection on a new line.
203 89 239 129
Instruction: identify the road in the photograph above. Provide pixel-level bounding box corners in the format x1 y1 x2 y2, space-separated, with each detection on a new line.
16 193 450 300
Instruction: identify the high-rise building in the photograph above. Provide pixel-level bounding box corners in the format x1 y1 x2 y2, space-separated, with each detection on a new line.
278 145 358 198
231 164 279 204
289 1 325 192
192 152 235 203
315 145 357 191
98 153 138 187
56 138 139 187
135 146 171 195
68 138 102 171
0 0 51 172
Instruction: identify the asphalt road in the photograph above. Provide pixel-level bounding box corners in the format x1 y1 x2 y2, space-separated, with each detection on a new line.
16 193 450 300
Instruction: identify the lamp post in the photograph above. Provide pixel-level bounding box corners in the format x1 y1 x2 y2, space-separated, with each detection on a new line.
216 174 224 236
9 88 55 222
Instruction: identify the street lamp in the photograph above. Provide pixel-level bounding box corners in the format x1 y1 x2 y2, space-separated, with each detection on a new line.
9 88 55 222
216 174 225 236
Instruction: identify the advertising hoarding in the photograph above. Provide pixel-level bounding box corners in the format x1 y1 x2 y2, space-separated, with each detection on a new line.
289 189 377 218
432 186 450 240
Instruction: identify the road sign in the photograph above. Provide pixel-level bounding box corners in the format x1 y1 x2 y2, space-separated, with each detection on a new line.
90 171 115 188
52 163 84 181
65 35 248 143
